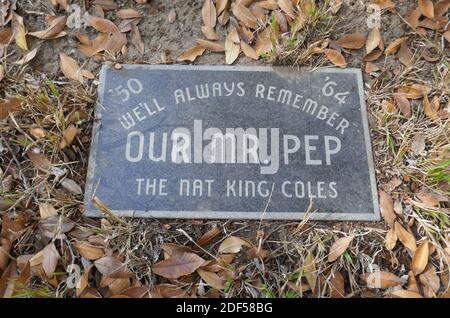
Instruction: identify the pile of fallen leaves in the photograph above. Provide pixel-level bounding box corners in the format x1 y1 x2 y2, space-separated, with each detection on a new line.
178 0 338 64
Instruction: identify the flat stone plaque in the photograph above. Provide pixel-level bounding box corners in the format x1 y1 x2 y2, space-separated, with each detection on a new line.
84 65 379 220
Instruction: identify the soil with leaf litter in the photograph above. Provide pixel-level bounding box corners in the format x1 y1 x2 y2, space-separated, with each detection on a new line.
0 0 449 298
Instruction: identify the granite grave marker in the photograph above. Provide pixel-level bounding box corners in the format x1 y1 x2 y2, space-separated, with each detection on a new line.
84 65 379 220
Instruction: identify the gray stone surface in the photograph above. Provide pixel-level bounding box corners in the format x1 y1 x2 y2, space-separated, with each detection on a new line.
84 65 379 220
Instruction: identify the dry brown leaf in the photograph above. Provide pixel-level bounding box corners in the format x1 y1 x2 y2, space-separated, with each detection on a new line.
330 271 345 298
246 246 269 259
240 41 259 60
443 30 450 42
278 0 295 19
416 192 440 208
118 18 139 33
197 268 225 290
218 236 251 254
430 95 441 112
85 14 119 33
394 222 417 252
419 265 440 297
435 0 450 16
393 93 412 118
397 42 414 66
27 150 52 171
81 69 95 79
160 243 193 259
232 3 258 29
131 24 144 54
0 240 12 271
107 278 131 294
327 235 353 262
59 53 83 83
117 8 143 19
407 8 421 29
196 38 225 52
74 242 105 260
365 62 380 73
419 18 442 30
260 0 279 10
336 33 366 50
330 0 343 14
202 0 217 28
385 228 397 250
152 252 205 279
75 32 92 45
407 270 420 292
0 27 13 45
397 84 430 99
196 228 221 247
218 10 230 25
201 26 219 40
94 4 105 18
389 289 423 298
372 0 396 10
39 203 57 219
29 16 66 39
366 28 382 54
410 133 426 155
419 0 434 19
385 37 408 55
0 97 22 120
59 124 79 149
364 271 403 288
94 256 133 279
423 95 439 121
379 190 396 226
216 0 229 16
178 45 205 62
12 14 28 51
29 251 44 269
225 28 240 64
236 23 255 43
50 0 70 11
75 265 92 297
249 1 267 23
0 65 4 82
382 98 396 113
412 241 429 275
14 47 37 65
105 31 127 53
60 178 82 195
152 284 185 298
39 216 75 240
304 252 317 292
324 49 346 68
42 242 60 277
255 27 273 56
362 49 383 62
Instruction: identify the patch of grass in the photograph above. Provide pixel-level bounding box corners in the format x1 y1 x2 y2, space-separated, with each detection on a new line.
260 283 276 298
427 159 450 183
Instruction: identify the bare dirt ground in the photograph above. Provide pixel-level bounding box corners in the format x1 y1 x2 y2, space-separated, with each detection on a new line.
0 0 449 298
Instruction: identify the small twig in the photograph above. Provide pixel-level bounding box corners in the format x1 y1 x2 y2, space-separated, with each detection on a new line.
176 228 218 260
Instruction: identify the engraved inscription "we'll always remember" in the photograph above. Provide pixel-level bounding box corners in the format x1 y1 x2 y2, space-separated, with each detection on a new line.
84 65 379 220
